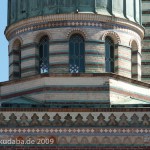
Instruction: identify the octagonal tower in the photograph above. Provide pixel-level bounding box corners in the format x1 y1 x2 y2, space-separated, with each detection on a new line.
6 0 144 81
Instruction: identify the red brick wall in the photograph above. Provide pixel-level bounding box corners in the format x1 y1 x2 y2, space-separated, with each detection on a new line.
1 146 150 150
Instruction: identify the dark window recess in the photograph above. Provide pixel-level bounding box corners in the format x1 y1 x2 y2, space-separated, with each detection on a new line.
39 36 49 74
105 37 115 73
19 49 21 77
69 34 85 73
111 104 150 108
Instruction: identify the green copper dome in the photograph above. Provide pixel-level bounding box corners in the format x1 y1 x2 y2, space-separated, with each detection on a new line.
8 0 141 25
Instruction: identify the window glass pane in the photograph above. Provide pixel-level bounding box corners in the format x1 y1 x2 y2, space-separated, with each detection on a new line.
69 34 85 73
105 37 114 73
19 48 21 77
39 36 49 74
110 45 114 72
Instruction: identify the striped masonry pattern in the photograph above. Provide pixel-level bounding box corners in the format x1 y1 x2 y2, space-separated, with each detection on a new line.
142 0 150 83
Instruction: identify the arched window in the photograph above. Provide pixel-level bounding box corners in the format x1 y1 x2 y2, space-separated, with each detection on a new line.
39 36 49 74
131 41 138 79
69 34 85 73
11 39 21 79
105 37 115 72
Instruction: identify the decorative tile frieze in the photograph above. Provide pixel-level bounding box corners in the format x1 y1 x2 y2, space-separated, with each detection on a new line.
7 20 141 41
0 112 149 127
0 127 150 135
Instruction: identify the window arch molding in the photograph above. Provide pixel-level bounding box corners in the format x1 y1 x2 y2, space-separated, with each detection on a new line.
11 36 23 50
12 39 22 51
69 33 85 73
33 31 51 43
101 31 121 45
67 29 87 40
129 39 140 52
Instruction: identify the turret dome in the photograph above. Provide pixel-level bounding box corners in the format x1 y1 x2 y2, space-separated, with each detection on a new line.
8 0 141 26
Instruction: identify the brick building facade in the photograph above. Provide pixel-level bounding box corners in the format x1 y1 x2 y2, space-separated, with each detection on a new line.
0 0 150 149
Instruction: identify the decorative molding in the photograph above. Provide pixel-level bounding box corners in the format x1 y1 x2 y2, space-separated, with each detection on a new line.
101 31 121 44
0 113 149 127
0 108 149 112
129 39 140 51
33 30 52 43
5 14 144 40
10 36 23 50
66 29 87 40
1 73 150 88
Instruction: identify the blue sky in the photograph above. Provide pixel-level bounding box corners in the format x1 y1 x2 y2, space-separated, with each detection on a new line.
0 0 8 82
